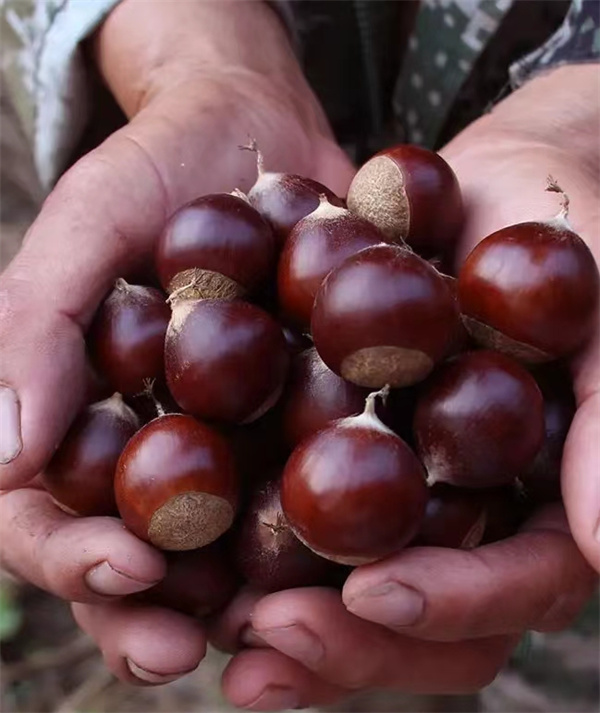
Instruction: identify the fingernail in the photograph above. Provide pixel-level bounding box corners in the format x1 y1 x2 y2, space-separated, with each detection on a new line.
257 623 324 669
346 582 424 627
240 624 267 648
85 561 159 597
0 384 22 465
244 685 302 711
126 659 190 684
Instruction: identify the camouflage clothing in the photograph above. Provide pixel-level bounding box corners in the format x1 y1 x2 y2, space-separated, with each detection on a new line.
1 0 599 184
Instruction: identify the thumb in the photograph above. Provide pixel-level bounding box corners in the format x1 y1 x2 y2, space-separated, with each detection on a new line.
0 129 168 488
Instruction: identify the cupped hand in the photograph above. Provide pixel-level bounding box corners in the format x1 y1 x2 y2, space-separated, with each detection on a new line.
0 0 353 686
212 66 599 710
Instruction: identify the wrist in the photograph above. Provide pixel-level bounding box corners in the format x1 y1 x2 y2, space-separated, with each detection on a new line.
92 0 319 124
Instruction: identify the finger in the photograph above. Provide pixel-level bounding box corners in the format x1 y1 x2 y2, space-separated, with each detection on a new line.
563 331 600 572
0 488 165 601
206 586 266 654
342 504 596 641
222 648 347 711
72 600 205 685
249 588 515 693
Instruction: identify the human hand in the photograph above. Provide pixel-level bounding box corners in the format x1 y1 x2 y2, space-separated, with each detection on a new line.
0 0 353 685
210 65 599 710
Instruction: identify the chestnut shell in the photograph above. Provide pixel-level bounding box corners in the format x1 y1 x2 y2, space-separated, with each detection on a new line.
115 414 239 550
414 350 545 488
277 200 384 330
156 193 276 296
43 394 139 516
311 244 458 387
88 280 170 397
280 347 369 449
134 541 240 617
281 414 428 565
234 480 336 592
458 221 600 361
347 144 463 258
248 172 343 246
165 299 289 424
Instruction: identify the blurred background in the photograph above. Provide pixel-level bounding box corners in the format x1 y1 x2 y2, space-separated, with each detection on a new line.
1 81 598 713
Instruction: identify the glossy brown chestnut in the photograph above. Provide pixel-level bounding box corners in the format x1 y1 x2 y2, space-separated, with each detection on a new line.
480 485 528 544
414 350 545 488
282 327 312 356
88 279 170 397
245 144 343 246
440 274 472 356
458 215 600 362
115 414 239 550
134 542 240 617
165 299 289 424
280 347 368 449
226 410 289 493
234 480 336 592
347 144 463 257
311 244 459 387
155 193 276 300
520 364 576 503
43 393 139 517
277 196 385 330
281 391 428 565
412 483 488 550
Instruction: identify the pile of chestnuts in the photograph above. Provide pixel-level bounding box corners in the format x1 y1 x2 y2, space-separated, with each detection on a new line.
42 143 599 618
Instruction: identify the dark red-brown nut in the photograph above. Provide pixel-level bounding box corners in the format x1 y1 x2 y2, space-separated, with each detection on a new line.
234 479 337 592
347 144 463 258
280 347 368 449
311 244 459 388
43 393 139 517
520 364 576 503
277 196 385 330
458 198 600 362
155 193 276 300
115 414 239 550
244 142 343 246
480 485 528 544
412 483 488 550
134 542 240 617
281 390 428 565
88 279 170 397
414 350 545 488
165 299 289 424
439 274 472 356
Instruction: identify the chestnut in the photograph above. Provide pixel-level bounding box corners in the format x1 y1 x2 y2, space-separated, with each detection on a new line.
520 364 576 503
134 542 240 617
480 485 528 544
88 279 170 397
226 410 289 493
458 189 600 362
277 196 384 330
234 480 337 592
280 347 368 449
43 393 139 517
282 327 312 356
115 414 239 550
414 350 545 488
155 193 276 300
311 244 459 387
346 144 463 257
412 483 488 550
281 389 428 565
165 299 289 424
244 141 343 246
